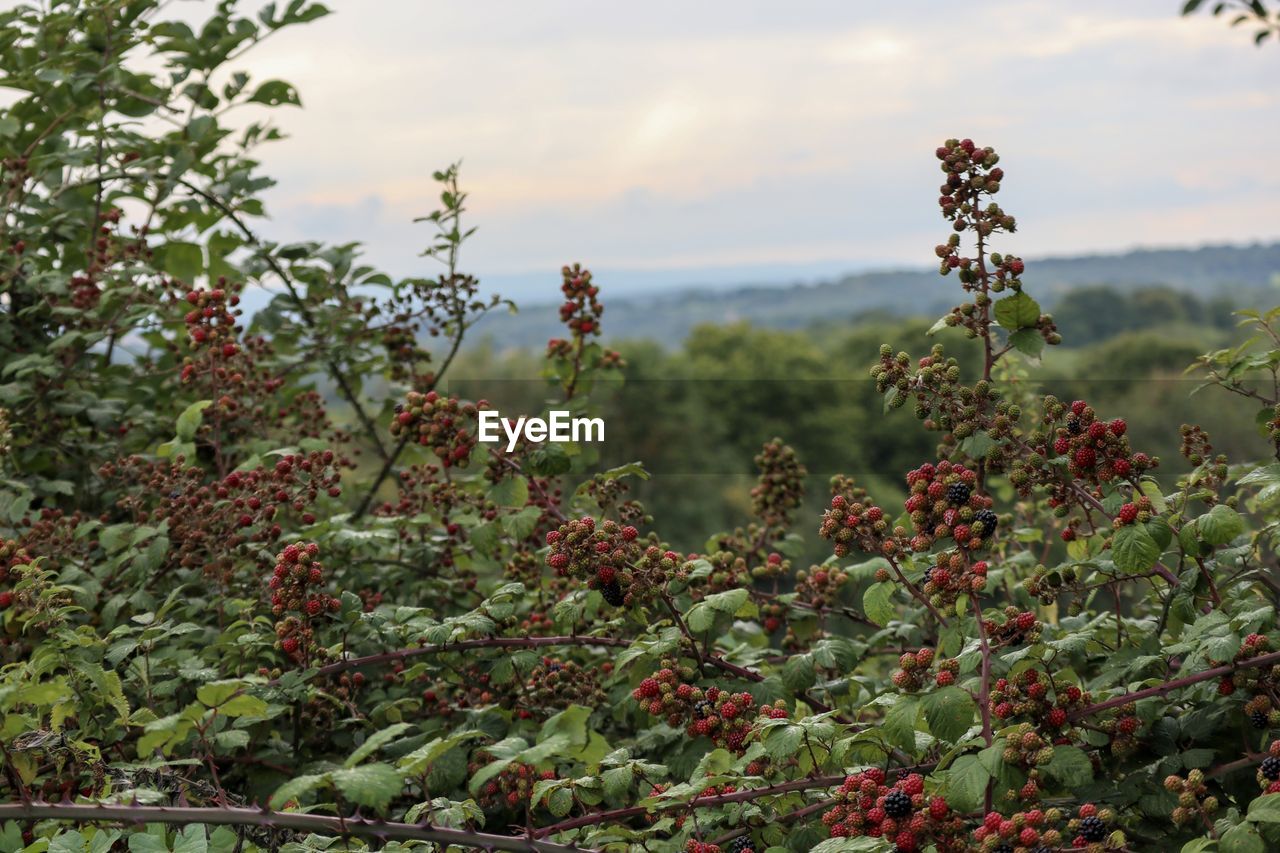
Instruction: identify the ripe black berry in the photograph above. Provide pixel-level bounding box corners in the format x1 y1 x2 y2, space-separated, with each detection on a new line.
729 837 756 853
946 482 971 505
883 789 912 818
1263 756 1280 781
693 700 714 719
973 508 998 536
992 845 1013 853
600 580 625 606
1080 815 1107 842
1252 710 1269 729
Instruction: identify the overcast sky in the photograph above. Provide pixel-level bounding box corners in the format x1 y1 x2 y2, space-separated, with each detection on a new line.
229 1 1278 300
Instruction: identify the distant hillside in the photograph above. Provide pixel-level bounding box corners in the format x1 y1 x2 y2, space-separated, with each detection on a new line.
469 243 1280 349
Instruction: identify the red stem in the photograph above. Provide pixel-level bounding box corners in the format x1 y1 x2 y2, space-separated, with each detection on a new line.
1069 650 1280 720
0 802 592 852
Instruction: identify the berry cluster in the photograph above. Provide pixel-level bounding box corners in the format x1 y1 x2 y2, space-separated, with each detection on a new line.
749 439 807 536
1177 423 1232 503
630 659 782 753
471 759 556 811
749 551 790 583
990 671 1089 753
872 344 1023 456
180 283 241 360
545 517 668 606
1245 694 1280 730
822 770 964 851
1215 633 1280 721
975 804 1120 849
922 551 989 607
892 647 936 691
103 451 343 582
1165 769 1220 827
792 564 849 610
0 538 32 607
1113 495 1153 528
389 391 482 468
982 608 1043 648
267 542 339 665
904 461 998 552
1258 740 1280 794
555 263 603 338
523 658 607 712
1021 400 1153 494
818 489 893 559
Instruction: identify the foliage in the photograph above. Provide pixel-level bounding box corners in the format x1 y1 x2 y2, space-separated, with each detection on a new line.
3 3 1280 853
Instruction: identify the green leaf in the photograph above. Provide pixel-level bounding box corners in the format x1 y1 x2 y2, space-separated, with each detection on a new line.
1197 504 1244 546
346 722 413 767
1008 328 1044 359
330 763 404 812
488 477 529 507
1248 793 1280 823
1112 523 1161 573
993 292 1042 330
249 80 302 107
883 696 919 750
527 443 572 476
863 581 896 627
945 754 990 813
1221 822 1264 853
547 784 574 817
1043 744 1093 788
782 654 816 693
160 241 204 283
269 773 325 807
922 686 975 743
176 400 212 442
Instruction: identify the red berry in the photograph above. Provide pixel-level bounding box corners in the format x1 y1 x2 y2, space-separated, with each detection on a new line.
0 592 12 608
1109 418 1127 436
1117 503 1138 524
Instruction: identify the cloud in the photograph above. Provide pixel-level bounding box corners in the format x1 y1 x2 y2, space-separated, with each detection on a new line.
222 0 1279 289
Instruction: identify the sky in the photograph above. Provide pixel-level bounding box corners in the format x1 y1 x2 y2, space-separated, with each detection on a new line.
221 0 1279 301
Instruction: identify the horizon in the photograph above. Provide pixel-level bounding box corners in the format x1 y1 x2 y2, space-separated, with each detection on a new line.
184 0 1280 304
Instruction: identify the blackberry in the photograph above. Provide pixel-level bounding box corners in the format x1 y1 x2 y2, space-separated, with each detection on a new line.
693 700 714 719
1079 815 1107 842
883 789 912 818
1067 418 1082 435
729 837 756 853
1262 756 1280 781
600 580 625 606
1252 709 1270 729
973 508 998 536
945 482 972 505
992 845 1013 853
922 566 933 584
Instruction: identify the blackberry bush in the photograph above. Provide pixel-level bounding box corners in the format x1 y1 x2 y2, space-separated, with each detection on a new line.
2 3 1280 852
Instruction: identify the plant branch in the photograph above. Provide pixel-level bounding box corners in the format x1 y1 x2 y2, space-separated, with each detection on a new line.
0 801 593 852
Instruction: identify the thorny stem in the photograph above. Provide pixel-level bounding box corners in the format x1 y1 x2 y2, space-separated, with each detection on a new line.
0 802 593 852
1068 649 1280 720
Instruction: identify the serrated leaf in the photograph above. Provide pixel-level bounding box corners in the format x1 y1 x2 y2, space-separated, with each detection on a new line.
1198 504 1244 546
488 476 529 507
176 400 212 442
1112 523 1160 573
945 754 990 813
330 763 404 811
994 291 1041 330
1043 744 1093 788
922 686 975 743
346 722 413 767
863 581 895 627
